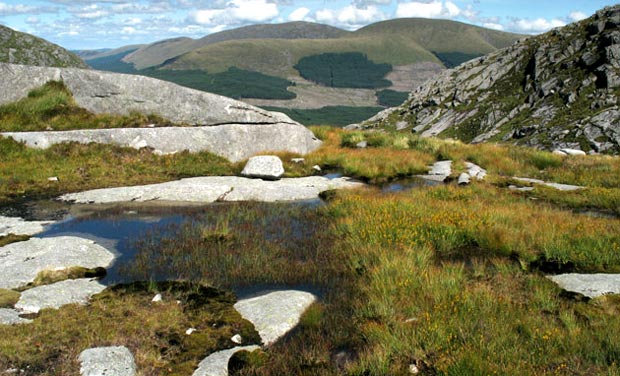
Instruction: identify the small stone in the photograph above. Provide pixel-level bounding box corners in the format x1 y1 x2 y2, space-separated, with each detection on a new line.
409 364 420 374
553 150 568 156
151 293 162 302
79 346 136 376
231 334 243 344
312 165 322 172
186 328 197 335
47 176 59 182
356 141 368 148
291 158 305 164
457 172 471 185
241 156 285 180
0 308 32 325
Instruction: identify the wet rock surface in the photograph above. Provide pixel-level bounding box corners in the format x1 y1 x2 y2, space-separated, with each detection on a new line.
0 215 54 237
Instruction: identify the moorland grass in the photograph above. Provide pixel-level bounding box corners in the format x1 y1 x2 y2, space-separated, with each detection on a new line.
0 136 238 205
1 123 620 374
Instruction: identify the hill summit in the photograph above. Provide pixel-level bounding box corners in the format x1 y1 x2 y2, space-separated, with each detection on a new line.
0 24 86 68
360 5 620 154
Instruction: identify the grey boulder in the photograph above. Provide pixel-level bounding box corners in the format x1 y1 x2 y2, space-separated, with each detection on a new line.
0 236 115 289
0 63 322 162
15 278 107 314
79 346 136 376
241 156 285 180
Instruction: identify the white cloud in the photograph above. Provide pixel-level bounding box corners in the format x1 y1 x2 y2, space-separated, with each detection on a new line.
396 1 443 18
315 5 385 28
288 7 310 22
395 1 461 19
192 0 279 26
26 16 40 25
569 11 588 22
508 17 566 33
483 22 503 31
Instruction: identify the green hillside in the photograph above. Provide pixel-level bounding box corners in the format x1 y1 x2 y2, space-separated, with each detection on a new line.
125 21 349 70
0 24 87 68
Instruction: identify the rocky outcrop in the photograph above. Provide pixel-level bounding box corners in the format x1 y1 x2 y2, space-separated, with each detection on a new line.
0 308 31 325
0 25 86 68
361 6 620 154
59 176 364 204
0 63 321 161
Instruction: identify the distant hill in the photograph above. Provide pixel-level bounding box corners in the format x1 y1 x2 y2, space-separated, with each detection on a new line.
124 21 349 70
81 19 523 125
0 24 87 68
359 5 620 154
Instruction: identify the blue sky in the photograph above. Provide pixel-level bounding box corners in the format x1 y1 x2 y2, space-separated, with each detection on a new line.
0 0 616 50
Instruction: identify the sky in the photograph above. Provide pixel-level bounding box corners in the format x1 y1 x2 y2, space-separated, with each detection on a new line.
0 0 617 50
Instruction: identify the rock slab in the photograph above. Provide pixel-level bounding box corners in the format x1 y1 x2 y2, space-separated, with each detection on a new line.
59 176 365 204
0 308 31 325
2 123 321 163
192 346 260 376
234 290 317 346
548 273 620 298
0 63 322 162
0 215 54 237
79 346 136 376
241 156 285 180
15 278 107 314
0 236 115 289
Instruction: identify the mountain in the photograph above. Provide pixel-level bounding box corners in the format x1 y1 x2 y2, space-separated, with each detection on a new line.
359 6 620 154
124 21 349 70
0 24 87 68
80 19 522 125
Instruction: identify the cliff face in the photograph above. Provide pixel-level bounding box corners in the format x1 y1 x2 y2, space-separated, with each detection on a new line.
361 6 620 154
0 25 87 68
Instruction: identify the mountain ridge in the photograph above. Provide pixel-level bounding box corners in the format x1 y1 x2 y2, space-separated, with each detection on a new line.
357 5 620 154
0 24 87 68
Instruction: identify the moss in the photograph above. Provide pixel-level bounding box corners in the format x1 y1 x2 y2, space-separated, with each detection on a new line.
0 234 30 247
27 266 107 288
0 288 20 308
